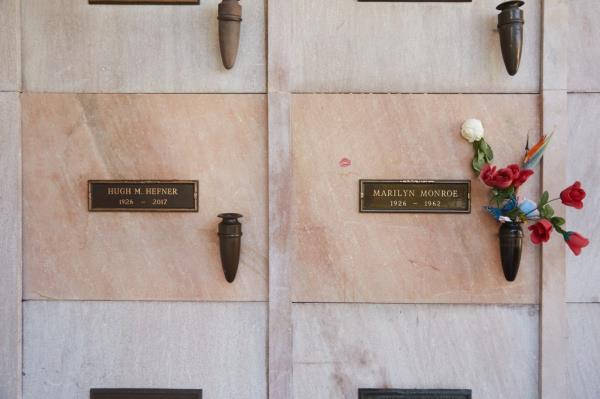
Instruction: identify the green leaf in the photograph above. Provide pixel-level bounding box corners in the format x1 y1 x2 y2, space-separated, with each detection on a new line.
551 216 566 226
477 149 484 162
540 191 549 206
479 139 494 162
472 157 484 175
545 204 555 218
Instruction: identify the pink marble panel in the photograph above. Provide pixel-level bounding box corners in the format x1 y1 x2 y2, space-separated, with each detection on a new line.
23 94 267 301
291 94 541 304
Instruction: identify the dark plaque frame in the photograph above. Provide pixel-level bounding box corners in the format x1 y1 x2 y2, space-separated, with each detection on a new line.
359 389 472 399
357 1 471 3
90 389 202 399
88 180 199 212
359 179 471 214
89 0 199 4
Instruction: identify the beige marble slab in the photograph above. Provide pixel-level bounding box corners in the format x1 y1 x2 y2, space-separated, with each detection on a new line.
566 94 600 302
569 0 600 92
24 301 267 399
22 0 265 93
291 94 541 304
293 303 539 399
291 0 540 93
23 94 267 301
267 0 293 396
0 92 22 399
0 0 19 90
567 303 600 399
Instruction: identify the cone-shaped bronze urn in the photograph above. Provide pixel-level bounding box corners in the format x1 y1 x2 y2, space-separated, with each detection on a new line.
218 213 242 283
497 1 525 76
499 222 523 282
218 0 242 69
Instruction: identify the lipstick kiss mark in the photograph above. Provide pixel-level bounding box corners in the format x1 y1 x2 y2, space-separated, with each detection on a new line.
339 157 352 168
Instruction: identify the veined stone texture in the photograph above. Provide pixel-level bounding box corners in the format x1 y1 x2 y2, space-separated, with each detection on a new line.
291 0 540 93
568 304 600 399
293 303 539 399
22 0 265 93
0 93 21 399
23 94 267 301
0 0 19 90
23 301 267 399
291 94 541 304
566 94 600 302
569 1 600 92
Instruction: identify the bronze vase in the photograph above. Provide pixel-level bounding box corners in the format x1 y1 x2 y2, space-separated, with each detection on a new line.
497 1 525 76
499 222 523 282
218 213 243 283
218 0 242 69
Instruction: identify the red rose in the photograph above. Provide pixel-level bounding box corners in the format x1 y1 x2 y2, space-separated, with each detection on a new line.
513 169 534 189
493 167 514 189
508 164 521 177
560 181 586 209
481 164 497 187
564 232 590 256
528 220 553 244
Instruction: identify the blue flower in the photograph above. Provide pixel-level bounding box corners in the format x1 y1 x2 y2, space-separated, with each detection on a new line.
518 198 539 219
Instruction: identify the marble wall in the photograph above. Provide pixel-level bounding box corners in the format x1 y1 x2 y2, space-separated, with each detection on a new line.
293 303 539 399
21 0 266 93
8 0 595 398
569 1 600 92
291 0 540 93
568 304 600 399
0 0 19 90
0 93 21 399
22 94 268 301
563 3 600 395
291 94 541 304
23 301 267 399
566 94 600 303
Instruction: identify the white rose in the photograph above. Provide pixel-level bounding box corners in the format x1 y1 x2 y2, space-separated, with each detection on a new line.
461 119 485 143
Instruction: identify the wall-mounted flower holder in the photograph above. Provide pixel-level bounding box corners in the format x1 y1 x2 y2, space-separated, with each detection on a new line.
497 0 525 76
217 213 243 283
218 0 242 69
499 222 523 281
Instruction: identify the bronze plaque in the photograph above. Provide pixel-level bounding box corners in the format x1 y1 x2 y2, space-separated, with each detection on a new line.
88 180 198 212
358 1 470 2
89 0 198 4
91 389 202 399
359 389 472 399
359 179 470 213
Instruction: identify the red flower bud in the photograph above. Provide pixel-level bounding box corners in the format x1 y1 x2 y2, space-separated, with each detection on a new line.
560 181 586 209
528 220 553 244
565 232 590 256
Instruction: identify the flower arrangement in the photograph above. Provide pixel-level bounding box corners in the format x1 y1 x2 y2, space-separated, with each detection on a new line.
461 119 589 280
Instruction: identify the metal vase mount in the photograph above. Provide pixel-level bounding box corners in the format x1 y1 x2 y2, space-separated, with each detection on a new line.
499 222 523 282
497 1 525 76
218 0 242 69
218 213 242 283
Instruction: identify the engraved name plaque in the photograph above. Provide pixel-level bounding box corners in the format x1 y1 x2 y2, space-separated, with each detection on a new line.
357 1 470 3
88 180 198 212
359 179 470 213
359 389 472 399
91 389 202 399
89 0 198 4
